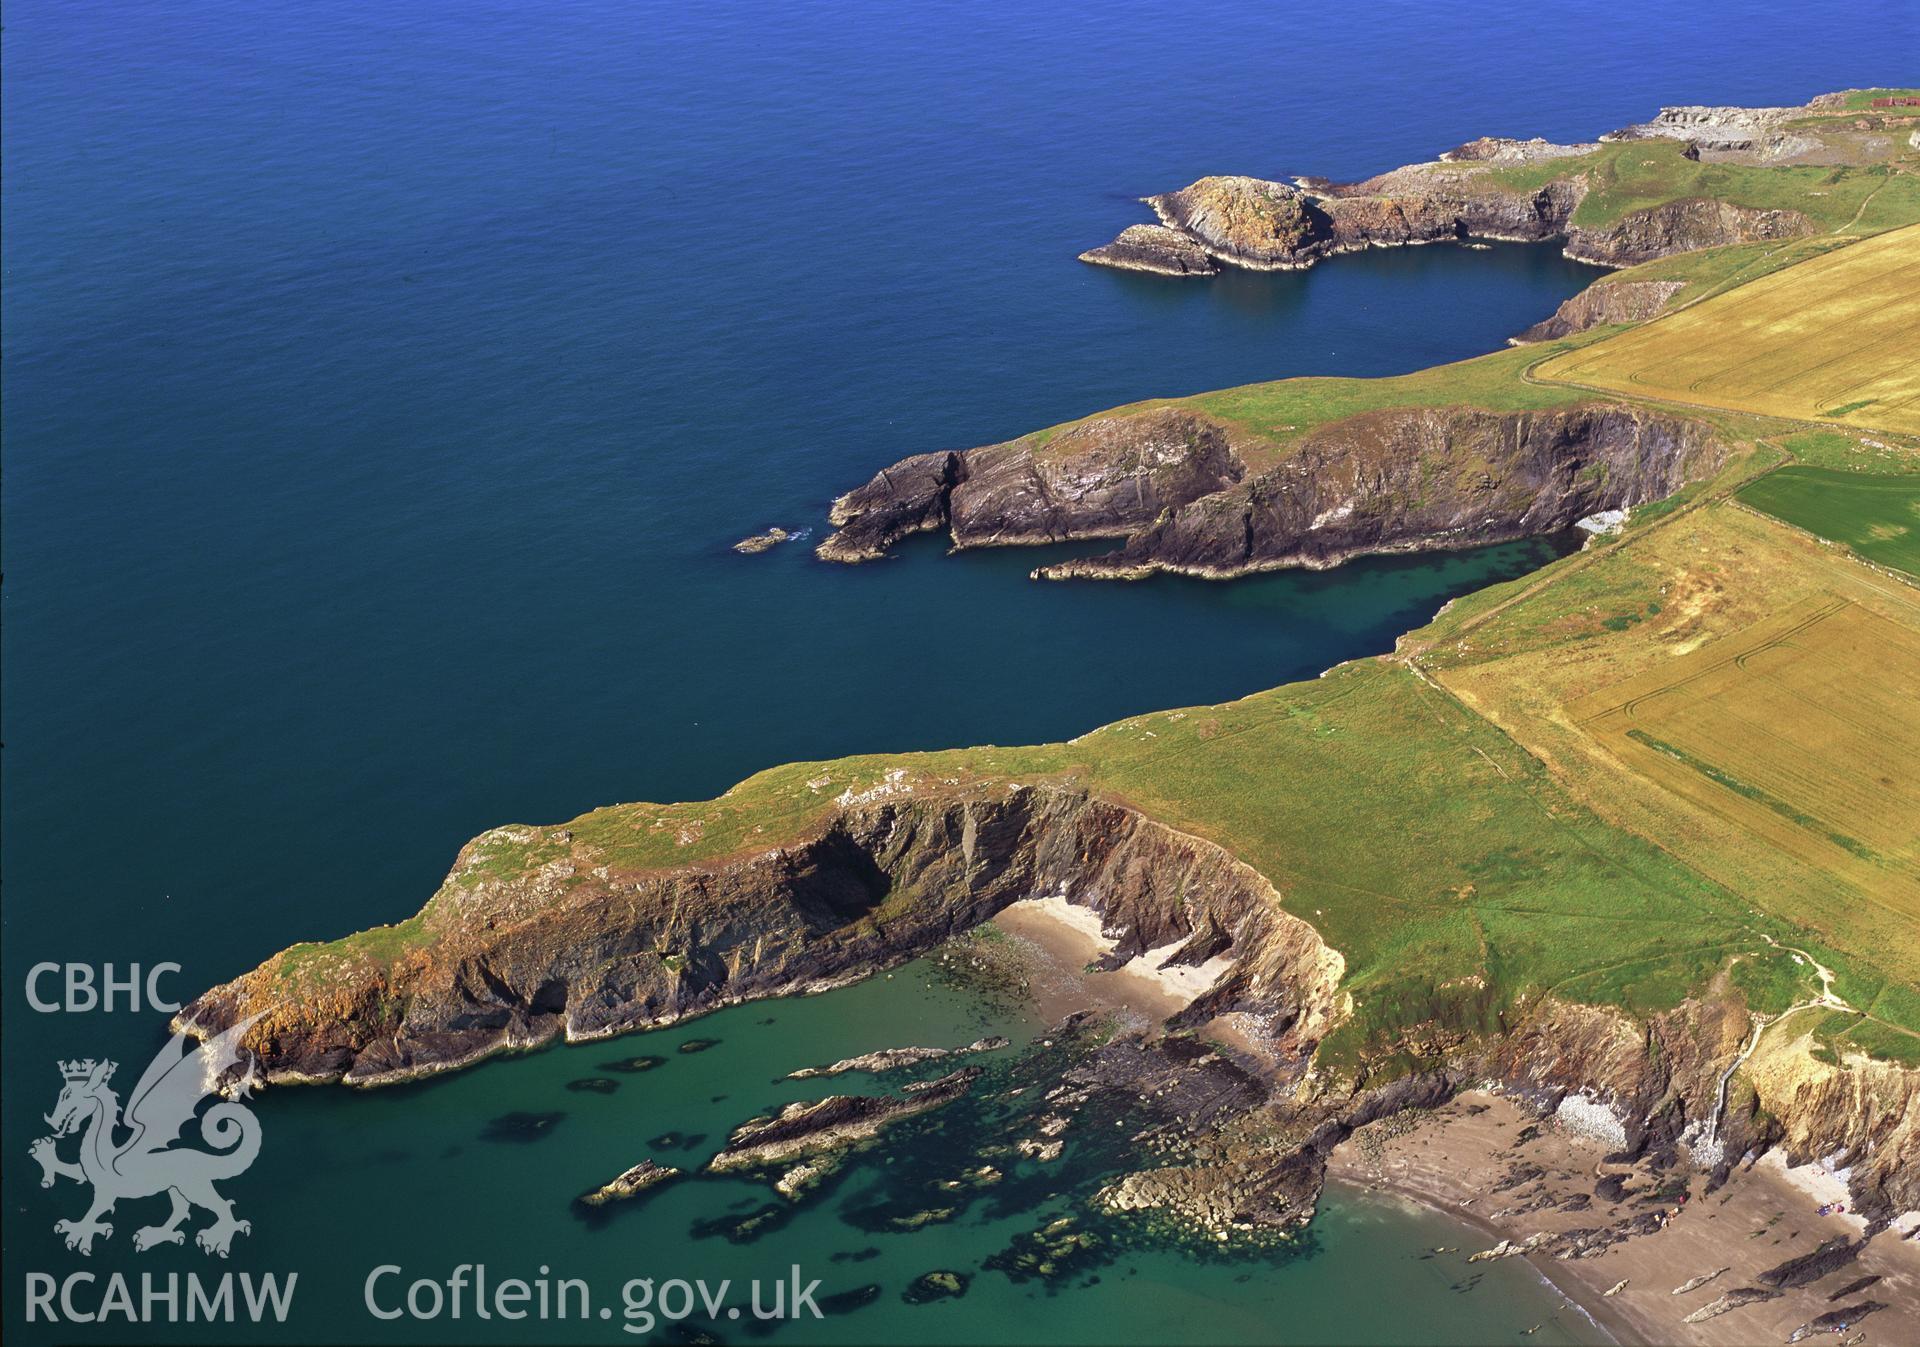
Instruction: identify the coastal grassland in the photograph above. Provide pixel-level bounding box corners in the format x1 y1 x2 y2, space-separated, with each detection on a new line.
1476 138 1920 233
1028 342 1604 470
1533 223 1920 433
1737 465 1920 574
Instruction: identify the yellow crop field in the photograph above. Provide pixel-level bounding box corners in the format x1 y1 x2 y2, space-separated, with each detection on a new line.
1567 595 1920 920
1536 223 1920 434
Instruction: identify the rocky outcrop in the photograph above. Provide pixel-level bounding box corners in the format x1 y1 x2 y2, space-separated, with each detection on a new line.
1562 197 1811 267
577 1159 680 1208
816 408 1249 563
177 782 1345 1090
708 1067 982 1172
1101 173 1588 276
733 527 791 554
820 403 1723 581
1091 174 1813 279
1606 103 1817 162
1077 224 1218 276
1145 177 1320 270
787 1036 1008 1079
1511 278 1686 343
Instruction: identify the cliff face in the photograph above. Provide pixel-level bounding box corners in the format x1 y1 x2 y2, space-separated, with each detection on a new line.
1511 278 1687 343
1563 197 1812 266
181 773 1917 1221
1485 998 1920 1219
819 403 1723 580
816 407 1250 564
1076 223 1219 276
180 782 1344 1088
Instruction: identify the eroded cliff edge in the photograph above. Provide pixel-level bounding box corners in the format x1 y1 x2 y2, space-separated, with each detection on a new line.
180 772 1918 1223
181 783 1344 1088
816 402 1723 578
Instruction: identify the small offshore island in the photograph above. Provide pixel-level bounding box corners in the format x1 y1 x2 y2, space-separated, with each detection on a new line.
183 89 1920 1345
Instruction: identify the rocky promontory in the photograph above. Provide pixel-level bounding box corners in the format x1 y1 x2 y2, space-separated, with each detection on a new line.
177 781 1346 1089
1510 278 1687 343
819 402 1723 580
1076 91 1903 283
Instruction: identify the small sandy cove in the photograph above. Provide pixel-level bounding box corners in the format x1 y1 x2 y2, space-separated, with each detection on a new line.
993 894 1234 1026
1330 1091 1920 1346
992 895 1918 1346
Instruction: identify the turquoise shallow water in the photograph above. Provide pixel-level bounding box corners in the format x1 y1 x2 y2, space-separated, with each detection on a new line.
6 0 1916 1340
170 964 1608 1346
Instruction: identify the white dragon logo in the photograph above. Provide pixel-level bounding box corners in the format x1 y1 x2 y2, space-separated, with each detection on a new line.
29 1016 263 1257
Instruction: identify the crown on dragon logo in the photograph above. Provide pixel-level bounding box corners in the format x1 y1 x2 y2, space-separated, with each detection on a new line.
36 1019 262 1257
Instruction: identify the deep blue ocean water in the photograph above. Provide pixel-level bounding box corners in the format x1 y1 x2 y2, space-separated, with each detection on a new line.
6 0 1915 1341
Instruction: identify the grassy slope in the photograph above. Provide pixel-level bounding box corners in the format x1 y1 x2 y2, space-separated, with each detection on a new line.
1025 342 1603 472
283 229 1920 1075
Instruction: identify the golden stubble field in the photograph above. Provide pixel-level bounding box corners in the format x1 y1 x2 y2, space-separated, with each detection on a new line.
1432 499 1920 983
1536 222 1920 435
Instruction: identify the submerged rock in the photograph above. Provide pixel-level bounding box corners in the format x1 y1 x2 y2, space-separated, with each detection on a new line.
817 1284 882 1315
601 1054 667 1073
566 1076 619 1094
480 1111 565 1143
901 1270 969 1305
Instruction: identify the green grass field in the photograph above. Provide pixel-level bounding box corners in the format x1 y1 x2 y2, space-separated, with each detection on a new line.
1479 138 1920 235
1738 466 1920 575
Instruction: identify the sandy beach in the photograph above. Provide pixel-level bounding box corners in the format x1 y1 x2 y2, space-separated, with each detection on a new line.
1329 1090 1920 1347
993 894 1232 1025
992 895 1919 1346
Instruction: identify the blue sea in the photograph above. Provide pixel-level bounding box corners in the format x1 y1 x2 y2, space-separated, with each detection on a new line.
5 1 1913 1341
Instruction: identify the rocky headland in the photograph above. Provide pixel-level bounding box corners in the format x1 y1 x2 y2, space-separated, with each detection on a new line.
817 402 1723 579
1076 90 1914 284
1510 278 1688 344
